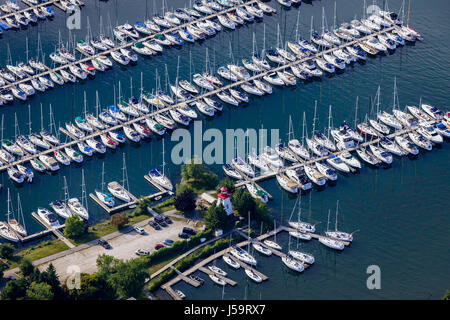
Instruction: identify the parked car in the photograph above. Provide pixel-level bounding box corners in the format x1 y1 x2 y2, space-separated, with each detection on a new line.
98 239 111 249
178 232 190 239
155 219 167 228
163 239 174 247
155 243 164 250
135 249 150 256
148 220 161 230
160 213 172 224
133 226 145 234
183 227 197 235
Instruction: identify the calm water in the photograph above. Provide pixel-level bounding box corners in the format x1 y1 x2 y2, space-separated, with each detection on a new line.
0 0 449 299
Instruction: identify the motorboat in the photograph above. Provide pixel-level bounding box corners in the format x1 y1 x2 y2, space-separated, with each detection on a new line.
39 154 60 171
330 127 355 149
282 255 304 272
285 168 312 191
37 207 60 228
304 165 326 186
64 146 84 163
369 145 393 164
260 146 284 170
67 198 89 220
394 135 419 155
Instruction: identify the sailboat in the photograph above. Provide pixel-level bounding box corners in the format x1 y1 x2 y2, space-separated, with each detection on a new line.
319 210 345 250
68 169 89 220
107 153 131 202
95 162 115 207
50 176 73 219
8 190 27 237
288 194 315 235
325 201 354 242
288 233 315 264
288 113 310 160
148 138 173 191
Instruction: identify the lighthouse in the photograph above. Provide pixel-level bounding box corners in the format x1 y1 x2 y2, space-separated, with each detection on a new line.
217 187 233 216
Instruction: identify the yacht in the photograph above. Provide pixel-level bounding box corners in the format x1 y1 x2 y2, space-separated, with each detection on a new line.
145 118 166 135
230 245 257 266
421 104 444 121
408 132 432 151
365 37 388 53
39 154 60 171
64 146 84 163
86 114 105 130
16 135 37 154
285 168 312 191
311 31 332 48
2 139 24 156
357 122 380 138
407 105 432 122
77 39 95 55
394 135 419 156
245 269 262 283
208 265 227 277
276 173 298 194
417 125 443 144
282 255 304 273
53 150 71 166
107 181 131 202
177 103 198 119
304 165 326 186
231 156 255 177
393 110 418 128
193 74 215 91
434 122 450 139
246 183 268 203
148 168 173 190
67 198 89 220
217 14 236 29
378 111 403 129
277 71 297 86
17 164 33 182
75 116 94 133
369 145 393 165
345 45 367 60
60 69 76 83
326 155 350 173
7 167 24 184
340 151 361 169
289 251 315 265
288 139 310 160
222 255 240 269
248 151 271 172
330 127 355 149
316 162 337 181
262 240 282 250
369 119 390 135
108 105 127 122
216 90 239 106
95 189 115 207
314 58 335 73
313 132 336 151
265 49 287 65
0 149 15 164
289 229 312 241
123 126 141 143
260 146 284 170
379 137 404 156
275 143 298 163
222 164 243 180
377 34 396 50
50 201 73 219
319 237 344 250
110 51 130 65
306 138 328 157
385 32 405 46
99 110 118 126
37 207 60 228
203 97 223 112
65 123 85 139
86 138 107 153
226 12 244 25
262 72 285 86
356 148 380 166
100 133 117 149
252 54 271 70
77 141 94 156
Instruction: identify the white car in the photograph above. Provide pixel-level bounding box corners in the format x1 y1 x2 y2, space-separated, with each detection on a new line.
135 249 149 256
133 226 145 235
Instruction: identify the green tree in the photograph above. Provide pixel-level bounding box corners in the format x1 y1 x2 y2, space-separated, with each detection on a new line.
107 259 148 299
204 203 233 231
64 215 85 239
217 178 236 195
0 243 15 259
39 264 63 299
0 278 28 300
174 190 197 213
181 159 218 190
96 254 121 281
19 258 35 278
26 281 54 300
110 213 129 228
64 273 114 300
232 188 256 217
0 264 5 280
442 290 450 300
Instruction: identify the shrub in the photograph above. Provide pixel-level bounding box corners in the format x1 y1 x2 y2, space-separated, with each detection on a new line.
64 216 85 239
0 243 15 259
173 190 197 213
110 213 129 228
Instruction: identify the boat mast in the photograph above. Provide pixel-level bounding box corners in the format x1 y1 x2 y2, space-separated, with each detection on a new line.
101 162 105 191
63 176 70 205
302 111 307 146
140 72 144 103
326 209 331 232
262 24 266 58
83 91 88 118
327 105 333 139
333 1 337 30
81 169 88 212
28 105 32 136
312 100 317 136
162 137 166 176
95 91 100 118
295 10 300 40
288 115 293 141
354 96 359 129
14 112 18 141
335 200 339 231
17 193 26 232
40 103 44 131
122 153 129 191
7 188 12 223
310 15 313 38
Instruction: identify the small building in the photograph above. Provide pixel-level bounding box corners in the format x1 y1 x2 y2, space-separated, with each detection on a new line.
199 192 216 208
217 187 233 216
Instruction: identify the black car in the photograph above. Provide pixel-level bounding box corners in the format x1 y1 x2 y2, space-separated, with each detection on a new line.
183 227 197 235
98 239 111 249
160 213 172 224
155 217 167 227
148 220 161 230
178 232 190 239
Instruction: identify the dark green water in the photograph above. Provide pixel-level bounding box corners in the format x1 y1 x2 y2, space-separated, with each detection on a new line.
0 0 449 299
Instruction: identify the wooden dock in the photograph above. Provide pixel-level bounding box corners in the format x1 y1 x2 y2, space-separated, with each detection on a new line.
198 266 237 286
222 253 269 281
30 211 74 248
169 266 202 287
89 183 138 214
0 0 66 27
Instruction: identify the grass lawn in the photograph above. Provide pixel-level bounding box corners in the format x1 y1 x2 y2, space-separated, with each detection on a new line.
6 240 69 270
71 214 153 245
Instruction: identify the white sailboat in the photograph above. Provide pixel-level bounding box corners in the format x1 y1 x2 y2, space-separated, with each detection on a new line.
319 210 345 250
7 190 27 237
50 176 73 219
325 201 354 242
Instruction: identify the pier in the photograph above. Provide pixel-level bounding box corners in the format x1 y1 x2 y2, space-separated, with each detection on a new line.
30 211 74 248
0 0 68 27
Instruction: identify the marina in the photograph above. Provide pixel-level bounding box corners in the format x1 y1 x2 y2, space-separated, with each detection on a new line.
0 0 448 301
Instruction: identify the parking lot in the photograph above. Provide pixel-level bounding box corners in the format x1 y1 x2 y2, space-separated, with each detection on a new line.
37 216 198 281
